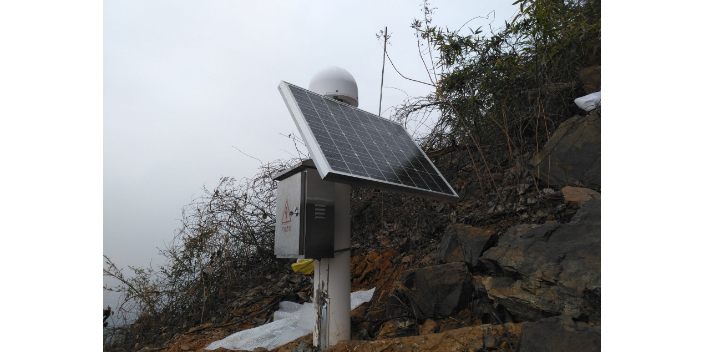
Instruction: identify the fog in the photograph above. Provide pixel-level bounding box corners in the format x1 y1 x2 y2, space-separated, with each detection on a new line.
103 0 518 311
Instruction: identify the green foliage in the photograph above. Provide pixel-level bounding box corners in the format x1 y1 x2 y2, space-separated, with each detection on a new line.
401 0 600 184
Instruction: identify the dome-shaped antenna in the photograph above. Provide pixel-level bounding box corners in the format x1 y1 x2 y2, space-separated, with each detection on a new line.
309 66 358 107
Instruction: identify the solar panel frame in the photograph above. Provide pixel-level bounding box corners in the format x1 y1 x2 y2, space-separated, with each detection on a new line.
278 81 459 203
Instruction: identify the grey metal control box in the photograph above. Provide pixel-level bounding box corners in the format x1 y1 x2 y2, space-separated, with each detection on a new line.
274 159 336 259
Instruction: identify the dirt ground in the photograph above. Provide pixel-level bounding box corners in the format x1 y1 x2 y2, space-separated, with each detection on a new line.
156 321 522 352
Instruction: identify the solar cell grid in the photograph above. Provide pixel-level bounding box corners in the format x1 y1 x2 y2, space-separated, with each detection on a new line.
279 81 458 202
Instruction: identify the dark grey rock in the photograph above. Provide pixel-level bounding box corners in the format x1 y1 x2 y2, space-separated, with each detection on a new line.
281 293 299 303
437 224 497 267
479 199 601 322
297 291 309 302
516 315 600 352
570 197 601 224
356 328 369 340
287 275 304 284
387 262 473 320
532 111 601 188
459 184 480 202
291 339 313 352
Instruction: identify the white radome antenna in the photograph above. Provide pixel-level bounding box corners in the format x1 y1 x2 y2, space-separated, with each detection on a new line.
274 68 458 350
309 66 359 107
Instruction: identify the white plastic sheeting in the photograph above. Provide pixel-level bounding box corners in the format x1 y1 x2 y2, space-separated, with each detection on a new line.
574 91 601 111
205 287 375 351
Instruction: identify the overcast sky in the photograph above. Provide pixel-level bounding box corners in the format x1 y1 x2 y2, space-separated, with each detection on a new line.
103 0 519 309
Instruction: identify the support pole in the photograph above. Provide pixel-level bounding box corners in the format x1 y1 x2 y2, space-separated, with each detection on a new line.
378 26 387 117
313 183 351 349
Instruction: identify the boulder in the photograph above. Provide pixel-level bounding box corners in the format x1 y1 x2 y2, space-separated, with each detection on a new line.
437 224 496 267
562 186 600 205
479 199 601 322
387 262 473 320
532 111 601 188
579 65 601 94
516 315 600 352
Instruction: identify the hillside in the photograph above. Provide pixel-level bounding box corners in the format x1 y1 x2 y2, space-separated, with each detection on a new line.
105 108 601 351
103 1 601 351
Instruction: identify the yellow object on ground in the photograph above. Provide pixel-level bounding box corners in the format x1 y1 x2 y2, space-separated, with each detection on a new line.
291 259 314 275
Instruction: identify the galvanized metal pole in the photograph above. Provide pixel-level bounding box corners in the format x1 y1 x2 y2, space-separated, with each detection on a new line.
378 26 387 117
313 183 351 349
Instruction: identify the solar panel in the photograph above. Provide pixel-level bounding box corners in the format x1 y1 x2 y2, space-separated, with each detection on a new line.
278 81 459 202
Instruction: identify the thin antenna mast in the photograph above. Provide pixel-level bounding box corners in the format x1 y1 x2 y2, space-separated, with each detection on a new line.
378 27 387 117
378 27 388 220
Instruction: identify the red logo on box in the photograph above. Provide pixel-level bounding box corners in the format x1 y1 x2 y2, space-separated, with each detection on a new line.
281 199 292 224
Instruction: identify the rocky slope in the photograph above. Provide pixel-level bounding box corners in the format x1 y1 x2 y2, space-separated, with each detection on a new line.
133 109 601 352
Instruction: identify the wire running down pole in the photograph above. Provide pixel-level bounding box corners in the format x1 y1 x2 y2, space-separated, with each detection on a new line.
378 26 387 117
313 184 351 349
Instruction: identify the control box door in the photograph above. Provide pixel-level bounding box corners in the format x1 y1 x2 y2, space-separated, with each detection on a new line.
275 172 304 258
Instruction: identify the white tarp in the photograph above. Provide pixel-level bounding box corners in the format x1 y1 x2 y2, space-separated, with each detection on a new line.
205 287 375 351
574 91 601 111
